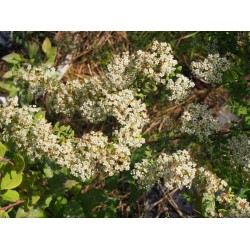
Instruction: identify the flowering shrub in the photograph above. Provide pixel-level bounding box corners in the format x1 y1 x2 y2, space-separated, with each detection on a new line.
132 150 196 190
190 53 232 85
180 103 220 139
0 32 249 218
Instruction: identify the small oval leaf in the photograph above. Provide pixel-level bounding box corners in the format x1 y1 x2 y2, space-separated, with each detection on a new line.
2 53 22 64
1 170 23 190
2 189 20 202
42 38 51 54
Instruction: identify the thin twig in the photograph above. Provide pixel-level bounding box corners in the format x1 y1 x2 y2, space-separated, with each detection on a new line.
0 156 14 166
1 200 25 211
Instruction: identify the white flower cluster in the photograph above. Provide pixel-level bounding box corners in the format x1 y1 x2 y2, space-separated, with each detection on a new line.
216 193 250 218
14 41 194 128
194 167 250 217
227 134 250 167
225 197 250 218
190 53 232 85
0 101 58 161
194 167 228 198
132 41 178 84
132 150 196 190
16 65 58 95
0 103 132 181
106 41 178 89
180 103 220 139
166 74 195 102
48 78 108 123
61 131 131 180
104 89 148 148
106 40 194 101
131 159 160 190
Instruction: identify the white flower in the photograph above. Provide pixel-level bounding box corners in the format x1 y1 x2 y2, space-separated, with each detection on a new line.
180 103 220 139
191 53 232 85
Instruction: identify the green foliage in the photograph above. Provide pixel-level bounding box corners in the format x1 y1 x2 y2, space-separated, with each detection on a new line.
1 170 23 190
201 196 215 217
2 53 22 64
2 190 20 202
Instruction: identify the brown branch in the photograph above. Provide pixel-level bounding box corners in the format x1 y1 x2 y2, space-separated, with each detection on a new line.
152 188 184 218
1 200 25 211
0 156 14 166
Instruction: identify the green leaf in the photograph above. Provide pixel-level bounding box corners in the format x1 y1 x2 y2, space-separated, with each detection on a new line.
63 201 85 218
2 71 13 79
48 173 67 195
0 209 9 218
238 189 250 199
44 196 53 208
202 196 215 217
176 66 182 72
0 142 8 157
31 195 40 205
238 107 247 115
45 47 57 65
28 42 39 59
34 111 46 122
43 165 54 178
2 53 22 64
16 207 46 218
0 82 18 96
1 170 23 190
42 37 51 54
231 71 238 80
145 150 152 157
2 189 20 202
14 154 25 173
64 179 79 189
153 85 158 92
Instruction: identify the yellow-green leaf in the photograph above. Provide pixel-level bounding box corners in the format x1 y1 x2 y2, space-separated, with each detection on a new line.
2 71 13 79
2 189 20 202
16 207 46 218
31 195 40 205
2 53 22 64
1 170 23 190
42 37 51 54
0 209 9 218
0 142 8 157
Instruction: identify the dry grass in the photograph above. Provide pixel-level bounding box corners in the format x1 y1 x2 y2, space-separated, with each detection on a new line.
54 31 129 80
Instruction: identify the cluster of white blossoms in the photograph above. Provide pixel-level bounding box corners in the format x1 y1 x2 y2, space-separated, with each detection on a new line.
227 134 250 167
194 167 250 217
216 193 250 218
194 167 228 198
190 53 232 85
132 150 196 190
166 74 195 102
104 89 148 148
180 103 220 139
106 41 178 89
0 101 132 181
132 41 178 84
0 101 58 161
65 131 131 180
48 77 110 123
14 41 195 126
103 40 194 102
16 65 58 95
